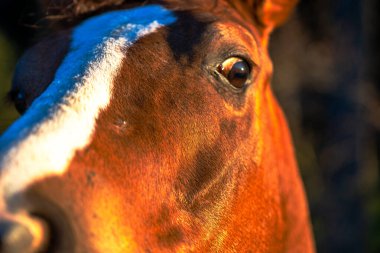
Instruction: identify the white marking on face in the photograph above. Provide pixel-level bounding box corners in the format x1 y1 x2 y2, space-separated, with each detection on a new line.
0 5 176 206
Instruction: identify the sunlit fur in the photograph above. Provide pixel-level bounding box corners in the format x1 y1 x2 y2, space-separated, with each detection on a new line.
0 5 175 199
0 0 313 252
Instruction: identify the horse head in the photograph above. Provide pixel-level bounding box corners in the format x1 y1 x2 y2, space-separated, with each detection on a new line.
0 1 314 252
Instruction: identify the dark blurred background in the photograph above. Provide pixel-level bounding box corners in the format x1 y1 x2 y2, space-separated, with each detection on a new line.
0 0 379 252
270 0 380 252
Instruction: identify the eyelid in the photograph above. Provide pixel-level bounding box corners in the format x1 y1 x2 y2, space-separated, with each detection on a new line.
225 54 254 71
214 45 256 70
218 57 251 76
208 21 261 69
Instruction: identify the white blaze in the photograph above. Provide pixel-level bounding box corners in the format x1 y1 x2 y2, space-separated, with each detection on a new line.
0 5 176 204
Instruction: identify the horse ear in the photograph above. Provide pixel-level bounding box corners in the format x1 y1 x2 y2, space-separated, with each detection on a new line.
228 0 299 31
257 0 299 28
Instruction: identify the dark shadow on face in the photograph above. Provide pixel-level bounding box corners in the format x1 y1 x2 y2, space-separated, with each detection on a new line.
166 11 215 63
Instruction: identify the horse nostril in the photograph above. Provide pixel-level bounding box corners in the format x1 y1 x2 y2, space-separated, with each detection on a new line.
0 214 49 253
0 193 77 253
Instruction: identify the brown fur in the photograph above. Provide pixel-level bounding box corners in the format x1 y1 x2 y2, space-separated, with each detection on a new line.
2 0 313 252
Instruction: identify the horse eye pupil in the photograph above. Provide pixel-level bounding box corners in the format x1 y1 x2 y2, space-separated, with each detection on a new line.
228 61 249 88
14 91 27 114
16 92 25 101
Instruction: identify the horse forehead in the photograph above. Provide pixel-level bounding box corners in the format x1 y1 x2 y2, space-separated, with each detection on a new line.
0 5 177 200
72 5 176 47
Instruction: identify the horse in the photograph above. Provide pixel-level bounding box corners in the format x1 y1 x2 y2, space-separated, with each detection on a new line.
0 0 315 252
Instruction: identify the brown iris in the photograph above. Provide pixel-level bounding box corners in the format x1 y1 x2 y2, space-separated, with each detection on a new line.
217 57 250 89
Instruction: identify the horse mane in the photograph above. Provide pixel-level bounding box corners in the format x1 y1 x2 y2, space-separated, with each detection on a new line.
38 0 216 29
40 0 125 17
38 0 296 29
39 0 141 27
38 0 253 28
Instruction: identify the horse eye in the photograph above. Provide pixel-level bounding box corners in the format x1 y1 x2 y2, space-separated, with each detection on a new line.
217 57 251 89
10 90 27 115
